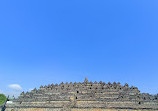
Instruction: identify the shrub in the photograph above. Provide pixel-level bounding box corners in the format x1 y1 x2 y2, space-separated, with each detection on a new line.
0 94 7 105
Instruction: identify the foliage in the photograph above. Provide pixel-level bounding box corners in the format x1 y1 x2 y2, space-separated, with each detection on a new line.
0 94 7 105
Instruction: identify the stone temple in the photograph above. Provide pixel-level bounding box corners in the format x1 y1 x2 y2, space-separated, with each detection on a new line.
5 78 158 111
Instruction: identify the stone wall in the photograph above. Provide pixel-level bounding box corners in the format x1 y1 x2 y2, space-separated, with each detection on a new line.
5 108 62 111
5 108 158 111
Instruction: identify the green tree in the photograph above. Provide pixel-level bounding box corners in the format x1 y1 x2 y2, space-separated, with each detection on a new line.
0 94 7 105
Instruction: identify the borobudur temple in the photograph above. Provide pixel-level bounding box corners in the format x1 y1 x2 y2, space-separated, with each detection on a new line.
5 78 158 111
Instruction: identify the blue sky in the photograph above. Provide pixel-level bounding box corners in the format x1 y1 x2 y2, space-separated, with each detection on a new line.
0 0 158 96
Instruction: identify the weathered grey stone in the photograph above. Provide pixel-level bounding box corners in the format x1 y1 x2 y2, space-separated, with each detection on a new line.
5 78 158 111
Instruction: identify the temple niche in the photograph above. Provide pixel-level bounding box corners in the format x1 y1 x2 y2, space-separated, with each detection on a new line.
5 78 158 111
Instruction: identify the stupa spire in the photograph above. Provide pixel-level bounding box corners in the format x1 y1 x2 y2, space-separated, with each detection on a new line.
84 77 88 84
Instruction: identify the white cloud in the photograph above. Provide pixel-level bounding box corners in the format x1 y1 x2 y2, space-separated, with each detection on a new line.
8 84 22 91
29 88 33 92
0 90 4 94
